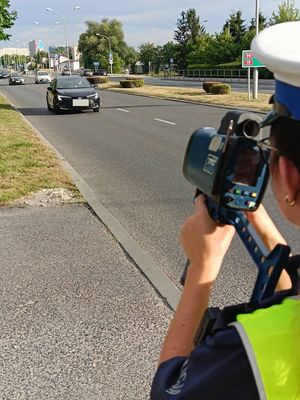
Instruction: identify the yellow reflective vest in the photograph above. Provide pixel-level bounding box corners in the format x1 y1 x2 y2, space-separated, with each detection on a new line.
231 297 300 399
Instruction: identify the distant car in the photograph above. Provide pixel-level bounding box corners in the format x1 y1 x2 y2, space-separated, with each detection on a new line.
93 69 108 76
9 72 26 85
99 69 108 76
0 69 10 79
46 75 100 113
80 68 93 77
35 71 52 84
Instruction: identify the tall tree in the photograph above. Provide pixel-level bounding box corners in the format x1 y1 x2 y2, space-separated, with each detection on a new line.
0 0 17 40
174 8 202 69
223 11 247 43
249 11 268 31
269 0 300 24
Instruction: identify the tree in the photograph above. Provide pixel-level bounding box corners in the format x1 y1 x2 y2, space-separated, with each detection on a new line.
0 0 17 40
78 18 129 72
139 42 159 73
161 41 177 65
249 11 268 31
174 8 202 69
223 11 247 43
269 0 300 24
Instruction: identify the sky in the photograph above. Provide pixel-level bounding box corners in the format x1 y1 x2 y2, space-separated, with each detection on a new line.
3 0 300 49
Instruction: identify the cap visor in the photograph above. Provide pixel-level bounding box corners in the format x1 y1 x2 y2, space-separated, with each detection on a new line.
260 110 280 127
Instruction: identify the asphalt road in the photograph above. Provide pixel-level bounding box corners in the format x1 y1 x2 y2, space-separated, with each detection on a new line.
1 77 299 307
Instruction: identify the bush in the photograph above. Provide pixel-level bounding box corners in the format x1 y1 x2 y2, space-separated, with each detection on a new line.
210 83 231 95
120 79 144 88
202 81 221 93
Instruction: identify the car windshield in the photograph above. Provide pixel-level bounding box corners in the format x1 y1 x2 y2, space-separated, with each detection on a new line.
57 77 91 89
38 72 48 76
11 73 21 77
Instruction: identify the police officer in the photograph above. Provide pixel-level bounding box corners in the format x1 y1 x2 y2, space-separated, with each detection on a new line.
151 21 300 400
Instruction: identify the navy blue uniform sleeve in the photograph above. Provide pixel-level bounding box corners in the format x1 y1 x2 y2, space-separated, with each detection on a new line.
151 327 259 400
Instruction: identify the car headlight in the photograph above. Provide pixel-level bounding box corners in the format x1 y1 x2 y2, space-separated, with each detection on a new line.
57 94 70 101
88 93 99 99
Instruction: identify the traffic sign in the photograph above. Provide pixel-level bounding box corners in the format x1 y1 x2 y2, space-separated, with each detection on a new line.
242 50 265 68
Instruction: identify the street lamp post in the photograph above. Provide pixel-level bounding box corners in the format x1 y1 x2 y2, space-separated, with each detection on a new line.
46 7 71 74
96 33 113 74
33 22 51 73
253 0 259 99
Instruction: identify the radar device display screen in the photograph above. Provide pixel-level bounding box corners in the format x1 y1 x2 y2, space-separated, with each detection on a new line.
233 146 262 186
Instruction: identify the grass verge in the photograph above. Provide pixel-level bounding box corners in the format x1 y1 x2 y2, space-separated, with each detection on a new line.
100 82 273 113
0 95 80 206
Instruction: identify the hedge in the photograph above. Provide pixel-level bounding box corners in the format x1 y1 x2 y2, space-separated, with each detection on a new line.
210 83 231 95
120 79 144 88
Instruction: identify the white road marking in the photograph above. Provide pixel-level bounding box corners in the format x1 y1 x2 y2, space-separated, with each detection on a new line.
117 108 130 113
154 118 176 125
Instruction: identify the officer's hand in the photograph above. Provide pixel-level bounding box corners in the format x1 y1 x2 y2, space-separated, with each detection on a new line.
180 195 235 283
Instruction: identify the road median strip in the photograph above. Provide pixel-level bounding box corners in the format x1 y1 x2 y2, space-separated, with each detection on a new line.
100 82 273 113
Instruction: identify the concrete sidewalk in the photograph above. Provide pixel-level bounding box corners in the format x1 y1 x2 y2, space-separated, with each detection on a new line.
0 203 172 399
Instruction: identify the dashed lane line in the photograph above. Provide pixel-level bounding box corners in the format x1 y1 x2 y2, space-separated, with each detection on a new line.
154 118 176 125
117 108 130 113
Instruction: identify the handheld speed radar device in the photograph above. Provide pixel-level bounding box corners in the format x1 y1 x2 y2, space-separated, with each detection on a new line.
183 110 269 219
182 110 291 304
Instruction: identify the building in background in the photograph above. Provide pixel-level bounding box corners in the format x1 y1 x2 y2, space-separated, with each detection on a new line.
29 39 45 56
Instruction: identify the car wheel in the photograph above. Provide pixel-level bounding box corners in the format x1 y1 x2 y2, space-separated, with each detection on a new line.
53 100 61 114
46 97 51 111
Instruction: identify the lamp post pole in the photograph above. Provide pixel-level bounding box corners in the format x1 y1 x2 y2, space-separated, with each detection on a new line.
33 22 51 73
96 33 113 74
253 0 259 99
46 7 71 74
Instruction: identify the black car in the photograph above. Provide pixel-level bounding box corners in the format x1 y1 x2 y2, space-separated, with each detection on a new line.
93 69 108 76
0 69 10 79
99 69 108 76
46 76 100 113
9 72 26 85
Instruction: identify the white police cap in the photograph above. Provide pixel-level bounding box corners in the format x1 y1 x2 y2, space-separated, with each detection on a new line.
251 21 300 124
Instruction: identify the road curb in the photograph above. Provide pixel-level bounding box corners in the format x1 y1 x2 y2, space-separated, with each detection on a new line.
8 99 181 311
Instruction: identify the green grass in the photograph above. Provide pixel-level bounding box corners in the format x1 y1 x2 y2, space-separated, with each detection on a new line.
0 95 80 205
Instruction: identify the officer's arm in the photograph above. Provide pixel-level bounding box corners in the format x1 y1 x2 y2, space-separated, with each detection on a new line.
158 196 235 365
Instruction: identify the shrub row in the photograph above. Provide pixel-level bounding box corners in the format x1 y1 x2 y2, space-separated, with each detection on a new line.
203 81 231 95
120 79 144 88
86 76 109 84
